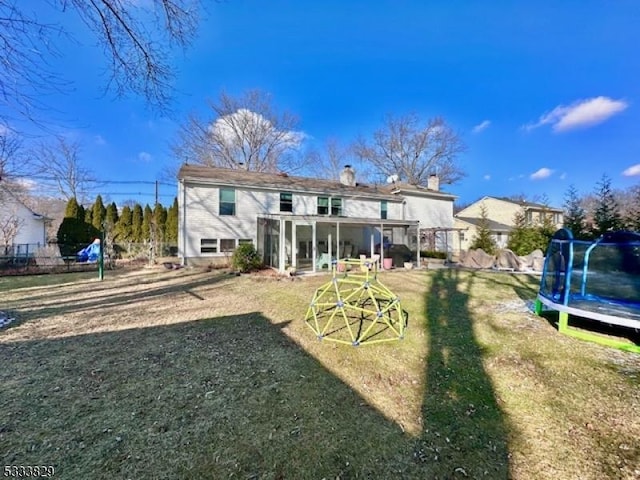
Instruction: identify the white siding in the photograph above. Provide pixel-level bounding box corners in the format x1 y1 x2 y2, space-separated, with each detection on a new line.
179 180 455 263
0 196 45 246
403 194 454 228
343 198 380 218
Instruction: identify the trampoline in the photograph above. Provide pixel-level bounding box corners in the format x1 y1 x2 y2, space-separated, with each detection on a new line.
535 228 640 353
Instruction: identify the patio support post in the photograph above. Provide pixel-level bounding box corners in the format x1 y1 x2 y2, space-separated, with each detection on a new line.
380 222 384 267
312 222 317 273
292 220 297 268
328 232 332 264
279 218 286 273
370 232 375 258
417 223 421 267
336 221 340 259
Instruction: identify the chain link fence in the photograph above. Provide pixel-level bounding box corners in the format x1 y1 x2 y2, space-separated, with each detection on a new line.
0 242 178 276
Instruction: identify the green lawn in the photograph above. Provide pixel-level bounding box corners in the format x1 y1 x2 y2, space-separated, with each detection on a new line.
0 267 638 479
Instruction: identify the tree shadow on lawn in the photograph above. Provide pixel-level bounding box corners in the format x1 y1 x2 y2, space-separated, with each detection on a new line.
6 271 231 325
1 270 513 479
415 269 511 478
3 268 213 310
0 312 435 479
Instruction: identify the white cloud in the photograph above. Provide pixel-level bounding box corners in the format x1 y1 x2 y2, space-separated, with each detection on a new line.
623 164 640 177
138 151 152 163
472 120 491 134
94 135 107 146
15 178 37 190
524 96 628 132
530 167 553 180
483 174 491 180
210 108 304 154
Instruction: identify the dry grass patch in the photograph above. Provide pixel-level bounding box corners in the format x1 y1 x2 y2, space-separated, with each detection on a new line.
0 267 638 479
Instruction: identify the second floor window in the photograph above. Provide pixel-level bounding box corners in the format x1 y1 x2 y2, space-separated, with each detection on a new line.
280 192 293 212
317 196 329 215
331 198 343 216
381 200 388 219
220 188 236 216
317 196 343 215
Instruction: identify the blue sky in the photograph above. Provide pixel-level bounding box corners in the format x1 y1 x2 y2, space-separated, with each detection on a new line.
12 0 640 207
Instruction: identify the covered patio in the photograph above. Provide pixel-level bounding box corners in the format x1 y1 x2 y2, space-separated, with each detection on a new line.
257 215 420 274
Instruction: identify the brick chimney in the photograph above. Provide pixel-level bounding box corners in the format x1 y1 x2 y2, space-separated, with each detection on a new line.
427 174 439 191
339 165 356 186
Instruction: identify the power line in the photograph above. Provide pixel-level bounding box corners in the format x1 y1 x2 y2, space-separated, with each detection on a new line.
10 175 175 186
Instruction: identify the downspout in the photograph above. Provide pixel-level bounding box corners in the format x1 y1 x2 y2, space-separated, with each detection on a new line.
180 179 187 266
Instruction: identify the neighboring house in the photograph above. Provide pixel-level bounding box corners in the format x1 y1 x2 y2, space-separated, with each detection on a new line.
0 184 48 256
178 165 456 272
453 196 564 252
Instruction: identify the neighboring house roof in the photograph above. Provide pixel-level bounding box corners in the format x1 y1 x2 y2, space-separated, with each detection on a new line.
0 184 47 220
456 216 512 232
487 196 563 213
387 182 457 200
178 165 455 201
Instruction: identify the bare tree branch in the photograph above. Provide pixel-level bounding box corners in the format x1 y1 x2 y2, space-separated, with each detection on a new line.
172 89 306 173
32 136 95 201
0 0 201 125
353 113 466 186
0 187 25 248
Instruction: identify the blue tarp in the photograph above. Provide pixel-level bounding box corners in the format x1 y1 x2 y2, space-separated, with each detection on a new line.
77 240 101 263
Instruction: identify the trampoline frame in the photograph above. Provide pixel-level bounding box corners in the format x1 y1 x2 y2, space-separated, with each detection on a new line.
535 228 640 354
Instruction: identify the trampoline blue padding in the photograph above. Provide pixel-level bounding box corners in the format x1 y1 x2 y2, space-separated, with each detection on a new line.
538 229 640 332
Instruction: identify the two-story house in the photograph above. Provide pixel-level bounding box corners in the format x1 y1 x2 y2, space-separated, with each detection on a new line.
453 196 564 252
0 184 48 256
178 165 456 273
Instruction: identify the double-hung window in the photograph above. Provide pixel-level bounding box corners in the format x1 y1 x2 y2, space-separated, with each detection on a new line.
200 239 218 254
331 198 343 216
219 188 236 216
381 200 388 219
280 192 293 212
317 196 329 215
318 196 343 216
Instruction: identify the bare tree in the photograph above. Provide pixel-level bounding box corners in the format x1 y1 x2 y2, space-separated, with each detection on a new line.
172 90 305 173
0 0 201 123
0 129 26 180
353 114 466 186
33 137 95 201
0 188 24 251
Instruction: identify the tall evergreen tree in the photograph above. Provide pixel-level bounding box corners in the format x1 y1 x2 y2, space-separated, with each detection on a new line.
538 204 556 248
92 194 107 230
622 186 640 232
592 174 622 237
57 197 99 255
77 204 86 223
84 205 93 224
64 197 81 219
470 204 497 254
153 203 167 242
142 204 153 241
563 184 587 238
105 202 119 230
165 197 179 243
131 203 144 242
115 205 133 242
507 210 543 255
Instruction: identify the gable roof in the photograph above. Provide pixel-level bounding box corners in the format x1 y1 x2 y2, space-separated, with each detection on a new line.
179 164 454 202
457 196 563 216
489 196 563 213
386 182 457 200
455 216 512 232
0 184 46 220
